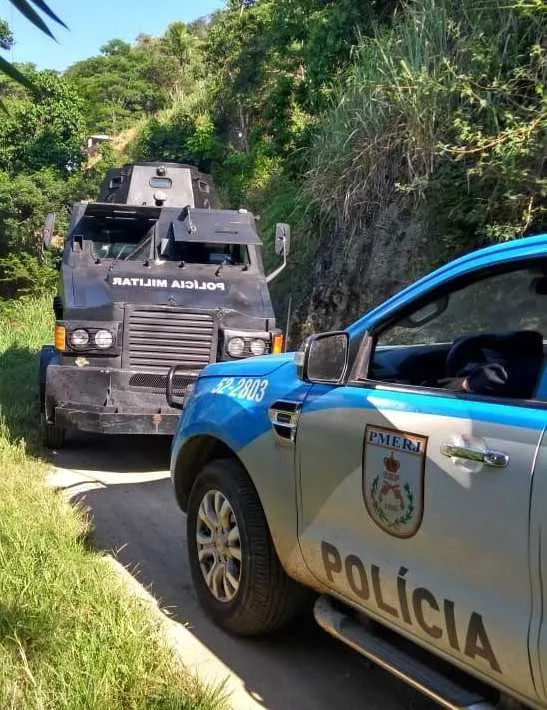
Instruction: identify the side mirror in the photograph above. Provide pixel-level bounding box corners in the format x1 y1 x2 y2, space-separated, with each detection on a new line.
295 331 349 384
267 223 291 283
166 364 193 410
275 223 291 257
43 212 56 250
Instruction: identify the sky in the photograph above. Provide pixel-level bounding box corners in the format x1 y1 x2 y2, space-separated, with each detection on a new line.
0 0 226 71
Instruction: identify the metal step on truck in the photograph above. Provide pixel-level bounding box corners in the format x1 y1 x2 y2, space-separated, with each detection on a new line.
39 161 290 448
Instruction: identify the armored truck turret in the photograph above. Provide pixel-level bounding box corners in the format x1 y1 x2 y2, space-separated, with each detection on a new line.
39 162 290 447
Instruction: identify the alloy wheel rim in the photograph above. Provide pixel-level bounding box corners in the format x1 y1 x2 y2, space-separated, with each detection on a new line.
196 489 242 602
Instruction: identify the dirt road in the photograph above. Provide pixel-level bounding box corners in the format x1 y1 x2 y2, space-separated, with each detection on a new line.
50 435 426 710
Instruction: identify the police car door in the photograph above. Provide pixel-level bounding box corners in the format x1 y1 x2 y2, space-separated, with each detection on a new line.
297 262 546 703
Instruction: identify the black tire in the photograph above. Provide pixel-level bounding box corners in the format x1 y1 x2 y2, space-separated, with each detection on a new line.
187 458 308 636
41 414 66 449
38 345 56 413
39 382 46 413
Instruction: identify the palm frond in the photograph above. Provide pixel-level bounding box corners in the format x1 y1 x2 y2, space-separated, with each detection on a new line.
9 0 57 40
24 0 68 29
0 1 67 98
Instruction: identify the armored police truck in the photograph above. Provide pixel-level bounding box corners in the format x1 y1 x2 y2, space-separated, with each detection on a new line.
39 162 290 447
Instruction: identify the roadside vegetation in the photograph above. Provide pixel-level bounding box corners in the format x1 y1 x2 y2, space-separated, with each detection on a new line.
0 0 543 704
0 0 544 316
0 297 226 710
306 0 546 249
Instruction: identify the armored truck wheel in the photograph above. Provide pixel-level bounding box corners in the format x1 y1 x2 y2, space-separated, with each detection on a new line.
187 458 306 636
39 346 66 449
41 414 66 449
38 345 57 412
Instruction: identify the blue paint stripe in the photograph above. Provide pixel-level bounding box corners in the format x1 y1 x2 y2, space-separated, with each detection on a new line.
177 369 546 462
179 375 311 452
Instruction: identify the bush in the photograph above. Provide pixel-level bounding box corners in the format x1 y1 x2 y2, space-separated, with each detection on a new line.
305 0 546 248
0 252 58 298
0 147 115 299
135 106 222 173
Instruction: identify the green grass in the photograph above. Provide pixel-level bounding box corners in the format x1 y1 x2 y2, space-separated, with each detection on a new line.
0 295 227 710
304 0 546 245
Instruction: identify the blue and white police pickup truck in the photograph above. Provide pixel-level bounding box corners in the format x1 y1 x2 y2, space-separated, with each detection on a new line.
168 233 547 709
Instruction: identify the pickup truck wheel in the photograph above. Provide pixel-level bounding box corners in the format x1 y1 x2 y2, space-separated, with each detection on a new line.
41 414 66 449
187 458 307 636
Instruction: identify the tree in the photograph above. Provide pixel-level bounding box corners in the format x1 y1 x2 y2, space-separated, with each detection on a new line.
100 38 131 56
0 70 86 174
163 22 202 68
66 37 180 133
0 19 13 50
206 0 398 160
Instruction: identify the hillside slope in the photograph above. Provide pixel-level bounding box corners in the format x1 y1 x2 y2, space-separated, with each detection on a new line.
1 0 543 341
127 0 545 343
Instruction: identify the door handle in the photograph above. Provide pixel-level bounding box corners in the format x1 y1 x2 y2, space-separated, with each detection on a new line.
440 443 509 468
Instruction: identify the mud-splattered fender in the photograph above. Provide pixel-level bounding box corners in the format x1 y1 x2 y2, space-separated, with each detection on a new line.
170 356 312 581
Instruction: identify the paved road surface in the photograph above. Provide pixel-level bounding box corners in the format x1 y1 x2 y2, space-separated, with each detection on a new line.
50 435 428 710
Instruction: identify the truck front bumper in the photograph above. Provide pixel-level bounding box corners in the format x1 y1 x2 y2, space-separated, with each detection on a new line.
45 364 185 435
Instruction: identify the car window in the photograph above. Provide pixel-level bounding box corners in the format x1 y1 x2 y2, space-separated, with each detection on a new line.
366 263 547 400
380 268 547 346
80 216 154 260
160 240 249 265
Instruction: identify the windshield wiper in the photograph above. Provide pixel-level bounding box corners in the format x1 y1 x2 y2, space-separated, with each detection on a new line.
106 244 130 275
106 235 153 274
215 257 234 277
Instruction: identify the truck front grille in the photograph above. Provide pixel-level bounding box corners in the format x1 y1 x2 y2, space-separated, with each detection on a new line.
128 372 195 394
125 307 216 373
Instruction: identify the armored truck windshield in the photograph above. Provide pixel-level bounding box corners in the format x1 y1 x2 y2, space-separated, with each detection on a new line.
160 240 249 266
82 216 153 261
79 215 250 266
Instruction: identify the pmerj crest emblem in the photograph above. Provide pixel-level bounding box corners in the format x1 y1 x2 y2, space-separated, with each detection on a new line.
363 426 427 538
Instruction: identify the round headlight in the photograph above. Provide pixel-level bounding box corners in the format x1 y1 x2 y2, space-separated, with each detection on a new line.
227 337 245 358
94 329 114 350
70 329 89 348
250 338 266 356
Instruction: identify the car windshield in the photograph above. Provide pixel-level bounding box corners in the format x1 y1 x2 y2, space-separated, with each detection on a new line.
78 216 250 265
80 216 154 260
159 239 249 265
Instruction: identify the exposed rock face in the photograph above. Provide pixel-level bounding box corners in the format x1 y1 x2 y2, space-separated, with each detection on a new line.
284 200 442 347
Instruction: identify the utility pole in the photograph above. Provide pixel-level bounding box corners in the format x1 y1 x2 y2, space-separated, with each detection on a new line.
285 294 292 351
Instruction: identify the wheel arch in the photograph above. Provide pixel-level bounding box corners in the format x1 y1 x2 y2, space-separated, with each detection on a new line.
173 434 244 512
173 431 309 589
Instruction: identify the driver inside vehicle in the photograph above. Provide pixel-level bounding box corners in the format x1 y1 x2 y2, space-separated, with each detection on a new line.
441 330 544 398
